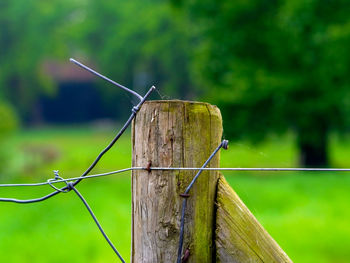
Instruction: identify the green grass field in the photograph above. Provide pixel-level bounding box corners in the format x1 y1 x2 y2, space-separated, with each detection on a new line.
1 126 350 262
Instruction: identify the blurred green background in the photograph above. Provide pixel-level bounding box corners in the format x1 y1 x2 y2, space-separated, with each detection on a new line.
1 0 350 262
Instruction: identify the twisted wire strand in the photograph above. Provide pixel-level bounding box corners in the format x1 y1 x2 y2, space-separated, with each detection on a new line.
70 184 126 263
0 168 142 187
2 58 348 262
1 160 350 259
177 140 227 263
0 86 155 204
1 166 350 188
149 167 350 172
70 58 142 101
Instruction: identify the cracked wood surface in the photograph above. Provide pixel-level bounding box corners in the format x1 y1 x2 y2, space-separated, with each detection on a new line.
216 175 293 263
132 100 222 263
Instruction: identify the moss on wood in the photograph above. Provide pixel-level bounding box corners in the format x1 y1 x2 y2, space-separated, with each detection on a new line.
216 175 292 263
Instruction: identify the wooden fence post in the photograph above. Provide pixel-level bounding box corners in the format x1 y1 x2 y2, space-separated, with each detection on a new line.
131 100 292 263
131 100 222 263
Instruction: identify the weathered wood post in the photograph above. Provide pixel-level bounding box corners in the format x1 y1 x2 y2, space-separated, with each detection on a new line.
131 100 292 263
132 100 222 262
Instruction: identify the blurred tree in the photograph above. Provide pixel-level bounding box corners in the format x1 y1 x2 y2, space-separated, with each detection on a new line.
172 0 350 166
0 0 80 122
78 0 194 114
0 103 18 139
0 0 195 123
0 102 18 172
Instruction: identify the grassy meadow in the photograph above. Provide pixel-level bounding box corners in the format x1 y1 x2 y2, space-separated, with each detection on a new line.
0 126 350 262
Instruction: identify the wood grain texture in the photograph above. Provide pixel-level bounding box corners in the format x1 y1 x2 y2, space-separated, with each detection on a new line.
216 175 293 263
131 100 222 263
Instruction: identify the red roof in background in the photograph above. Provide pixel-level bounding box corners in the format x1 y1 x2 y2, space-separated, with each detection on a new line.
42 59 96 82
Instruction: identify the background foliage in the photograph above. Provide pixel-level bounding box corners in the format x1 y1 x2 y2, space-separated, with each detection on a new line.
0 102 18 172
1 0 350 165
1 0 350 262
173 0 350 166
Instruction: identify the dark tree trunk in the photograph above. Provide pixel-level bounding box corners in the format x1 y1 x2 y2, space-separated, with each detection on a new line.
298 127 329 167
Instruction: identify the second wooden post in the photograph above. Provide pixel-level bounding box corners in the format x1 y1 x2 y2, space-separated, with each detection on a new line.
132 100 223 263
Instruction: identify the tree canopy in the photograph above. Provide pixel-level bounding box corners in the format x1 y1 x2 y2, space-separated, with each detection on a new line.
77 0 194 118
0 0 194 121
0 0 80 121
174 0 350 166
2 0 350 166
